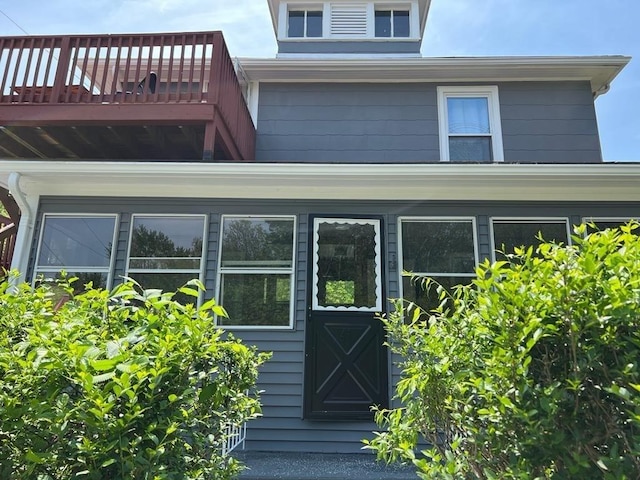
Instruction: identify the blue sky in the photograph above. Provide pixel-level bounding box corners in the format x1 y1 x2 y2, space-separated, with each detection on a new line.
1 0 638 161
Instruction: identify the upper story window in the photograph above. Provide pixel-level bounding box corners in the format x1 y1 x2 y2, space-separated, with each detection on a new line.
288 9 323 37
375 9 410 37
280 1 418 40
437 86 504 162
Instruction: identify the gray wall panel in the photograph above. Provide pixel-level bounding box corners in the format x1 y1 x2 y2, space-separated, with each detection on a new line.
277 40 421 55
29 196 640 453
256 81 602 163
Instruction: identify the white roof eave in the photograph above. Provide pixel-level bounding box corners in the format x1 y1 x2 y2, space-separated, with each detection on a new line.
237 55 631 95
1 161 640 203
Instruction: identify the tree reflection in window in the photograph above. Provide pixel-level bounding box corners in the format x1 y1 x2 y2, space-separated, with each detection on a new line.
127 215 205 304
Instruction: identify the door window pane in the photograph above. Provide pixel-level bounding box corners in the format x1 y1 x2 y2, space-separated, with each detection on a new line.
314 219 381 310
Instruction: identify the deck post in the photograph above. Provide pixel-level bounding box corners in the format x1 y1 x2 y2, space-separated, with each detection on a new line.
51 37 72 103
203 120 217 161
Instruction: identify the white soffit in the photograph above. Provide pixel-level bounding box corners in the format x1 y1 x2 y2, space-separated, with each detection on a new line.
237 56 630 95
1 161 640 202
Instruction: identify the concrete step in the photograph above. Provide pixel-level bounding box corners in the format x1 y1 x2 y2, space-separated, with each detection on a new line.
233 451 417 480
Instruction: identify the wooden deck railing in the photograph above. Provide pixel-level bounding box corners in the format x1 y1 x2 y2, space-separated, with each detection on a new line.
0 215 17 273
0 32 255 160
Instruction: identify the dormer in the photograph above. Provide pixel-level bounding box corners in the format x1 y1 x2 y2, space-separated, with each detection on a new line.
267 0 432 56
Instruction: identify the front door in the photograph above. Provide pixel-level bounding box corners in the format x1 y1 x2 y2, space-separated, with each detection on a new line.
304 217 388 420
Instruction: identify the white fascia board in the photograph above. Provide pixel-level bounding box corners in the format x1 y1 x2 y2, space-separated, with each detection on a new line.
1 161 640 202
237 55 631 95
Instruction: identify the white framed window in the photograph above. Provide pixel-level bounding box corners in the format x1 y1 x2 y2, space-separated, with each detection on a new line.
279 1 419 40
126 214 207 304
216 215 296 329
490 218 571 262
288 7 323 38
34 214 118 291
437 86 504 162
374 8 410 37
398 217 478 312
582 217 638 234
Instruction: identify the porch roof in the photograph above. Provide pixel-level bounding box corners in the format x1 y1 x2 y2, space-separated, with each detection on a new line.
1 161 640 203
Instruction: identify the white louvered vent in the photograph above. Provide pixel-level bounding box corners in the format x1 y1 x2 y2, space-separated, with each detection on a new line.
330 3 368 37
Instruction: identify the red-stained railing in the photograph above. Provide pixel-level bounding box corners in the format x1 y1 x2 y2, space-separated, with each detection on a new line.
0 32 255 160
0 215 16 273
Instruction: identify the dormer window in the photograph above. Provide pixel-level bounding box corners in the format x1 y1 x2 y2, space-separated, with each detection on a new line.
278 1 420 42
288 9 323 37
374 9 410 37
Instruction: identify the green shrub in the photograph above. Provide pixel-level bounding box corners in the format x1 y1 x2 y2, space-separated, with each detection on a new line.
0 276 270 479
366 223 640 479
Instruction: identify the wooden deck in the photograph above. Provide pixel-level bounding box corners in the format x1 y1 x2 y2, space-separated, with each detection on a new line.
0 32 255 161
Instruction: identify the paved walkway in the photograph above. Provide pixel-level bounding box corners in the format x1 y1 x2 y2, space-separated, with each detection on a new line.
233 451 417 480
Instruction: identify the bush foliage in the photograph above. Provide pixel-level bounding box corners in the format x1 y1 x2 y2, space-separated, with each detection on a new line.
366 224 640 479
0 277 269 479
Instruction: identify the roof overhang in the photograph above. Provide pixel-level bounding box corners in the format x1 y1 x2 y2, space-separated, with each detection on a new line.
237 56 631 96
2 161 640 202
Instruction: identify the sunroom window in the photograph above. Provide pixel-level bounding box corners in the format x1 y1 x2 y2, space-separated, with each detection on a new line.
438 86 504 162
126 215 206 303
288 9 323 37
491 219 570 261
374 9 410 37
399 218 478 312
217 216 295 328
34 214 117 292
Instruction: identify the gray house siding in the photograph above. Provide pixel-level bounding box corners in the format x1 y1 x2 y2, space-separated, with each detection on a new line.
255 81 601 163
29 197 639 453
277 40 421 55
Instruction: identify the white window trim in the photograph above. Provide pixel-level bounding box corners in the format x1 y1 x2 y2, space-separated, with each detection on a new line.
437 85 504 163
373 4 412 38
582 216 638 224
278 1 420 40
284 3 325 39
125 214 208 303
312 217 382 312
489 217 571 262
216 214 297 330
33 213 119 289
397 216 479 302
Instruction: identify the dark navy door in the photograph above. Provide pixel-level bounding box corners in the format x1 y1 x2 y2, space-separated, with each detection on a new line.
304 217 388 420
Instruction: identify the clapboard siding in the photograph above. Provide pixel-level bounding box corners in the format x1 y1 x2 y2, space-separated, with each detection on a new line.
256 81 601 163
28 197 640 453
